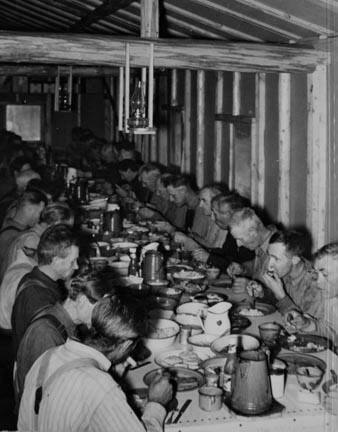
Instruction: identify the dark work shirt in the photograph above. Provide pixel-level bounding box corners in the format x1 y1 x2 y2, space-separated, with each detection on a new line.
207 231 255 272
11 266 67 353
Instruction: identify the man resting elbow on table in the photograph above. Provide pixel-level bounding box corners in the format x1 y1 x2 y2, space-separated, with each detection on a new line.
284 243 338 351
184 193 254 272
18 292 173 432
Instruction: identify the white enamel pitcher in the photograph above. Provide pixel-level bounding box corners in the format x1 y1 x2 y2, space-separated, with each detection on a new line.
198 301 232 336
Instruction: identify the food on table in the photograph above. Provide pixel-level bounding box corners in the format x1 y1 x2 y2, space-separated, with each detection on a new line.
239 308 264 317
173 270 205 280
286 335 326 352
158 350 201 369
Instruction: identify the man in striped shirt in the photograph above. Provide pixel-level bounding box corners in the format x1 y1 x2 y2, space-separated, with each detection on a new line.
18 292 173 432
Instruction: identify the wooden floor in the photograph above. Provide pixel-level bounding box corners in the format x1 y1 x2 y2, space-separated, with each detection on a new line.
0 334 17 431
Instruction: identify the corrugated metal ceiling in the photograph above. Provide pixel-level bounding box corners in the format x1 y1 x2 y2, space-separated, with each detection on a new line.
0 0 336 45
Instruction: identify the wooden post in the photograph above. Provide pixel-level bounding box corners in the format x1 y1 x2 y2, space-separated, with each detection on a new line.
124 43 130 132
229 72 240 189
278 73 291 226
118 67 124 131
307 65 328 250
77 77 81 127
158 73 169 165
214 71 224 182
183 70 192 173
251 73 266 208
196 70 205 188
45 92 52 148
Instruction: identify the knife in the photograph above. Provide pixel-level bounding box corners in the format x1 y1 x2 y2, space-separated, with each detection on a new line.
172 399 192 424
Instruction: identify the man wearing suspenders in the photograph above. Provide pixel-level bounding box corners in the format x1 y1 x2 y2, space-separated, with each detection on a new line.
18 293 173 432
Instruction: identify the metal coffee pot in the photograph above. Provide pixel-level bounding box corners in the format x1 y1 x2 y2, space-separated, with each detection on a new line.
230 349 272 415
142 250 165 282
102 204 122 235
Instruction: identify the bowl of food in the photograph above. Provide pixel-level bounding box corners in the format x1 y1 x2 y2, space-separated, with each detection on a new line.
148 309 175 320
89 257 108 271
142 319 180 352
211 333 260 355
176 302 208 316
149 296 178 311
296 366 325 392
188 333 218 359
173 270 205 284
149 284 183 301
109 261 129 276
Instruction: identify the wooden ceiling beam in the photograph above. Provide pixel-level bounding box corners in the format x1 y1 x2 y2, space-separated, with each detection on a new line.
70 0 135 32
0 32 328 73
0 65 122 77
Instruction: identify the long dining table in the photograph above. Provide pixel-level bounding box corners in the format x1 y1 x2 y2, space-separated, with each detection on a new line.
126 285 338 432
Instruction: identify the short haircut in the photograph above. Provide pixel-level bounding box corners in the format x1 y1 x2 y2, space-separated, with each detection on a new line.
86 292 146 357
166 174 191 189
37 224 78 265
160 173 176 188
68 275 111 303
17 189 48 209
117 159 140 173
40 203 74 226
139 162 163 176
314 242 338 261
200 185 224 199
9 156 32 174
269 230 307 257
229 207 262 230
211 192 249 212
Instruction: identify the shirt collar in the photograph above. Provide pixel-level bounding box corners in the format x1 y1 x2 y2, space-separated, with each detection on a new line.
64 338 111 371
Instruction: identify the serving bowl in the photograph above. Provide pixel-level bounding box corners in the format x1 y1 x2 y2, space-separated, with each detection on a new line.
109 261 129 276
296 366 325 391
142 318 180 352
211 333 260 355
173 270 205 284
176 302 208 316
188 333 218 359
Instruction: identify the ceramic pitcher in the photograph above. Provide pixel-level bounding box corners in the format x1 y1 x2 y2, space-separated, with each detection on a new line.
198 301 232 336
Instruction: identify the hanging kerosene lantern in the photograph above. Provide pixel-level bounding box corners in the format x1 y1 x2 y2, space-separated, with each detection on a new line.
118 42 156 135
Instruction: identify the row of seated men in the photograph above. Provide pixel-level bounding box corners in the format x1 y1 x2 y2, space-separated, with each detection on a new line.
0 155 337 430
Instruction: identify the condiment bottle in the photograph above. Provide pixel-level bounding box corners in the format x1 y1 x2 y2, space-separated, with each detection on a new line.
128 247 139 276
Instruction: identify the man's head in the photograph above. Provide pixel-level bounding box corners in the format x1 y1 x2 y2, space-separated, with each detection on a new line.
15 169 41 192
100 141 117 164
17 189 48 227
155 173 173 199
85 292 145 364
267 230 306 278
198 186 223 216
229 207 265 250
118 159 140 183
313 243 338 299
166 175 194 207
9 156 32 178
41 202 74 228
211 193 248 230
139 163 162 193
66 276 111 327
37 224 79 281
117 141 136 161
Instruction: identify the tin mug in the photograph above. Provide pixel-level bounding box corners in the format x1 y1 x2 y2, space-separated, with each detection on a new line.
198 385 223 411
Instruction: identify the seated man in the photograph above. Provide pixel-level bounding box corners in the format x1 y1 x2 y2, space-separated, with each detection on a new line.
166 175 199 233
192 193 255 271
15 275 109 400
0 189 48 282
0 203 74 330
228 207 277 292
18 292 173 432
11 224 79 353
116 159 143 200
285 242 338 349
174 185 226 251
251 230 322 316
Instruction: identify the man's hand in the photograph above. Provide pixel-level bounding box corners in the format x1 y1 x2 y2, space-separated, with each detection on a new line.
232 277 250 294
192 248 210 263
246 280 264 298
284 310 316 333
262 270 285 300
227 262 244 278
138 207 156 219
115 184 128 198
148 371 173 407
